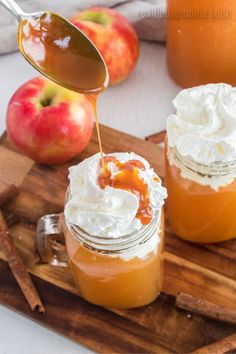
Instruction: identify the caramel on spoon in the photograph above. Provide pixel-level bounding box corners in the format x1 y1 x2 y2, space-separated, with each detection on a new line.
1 0 109 94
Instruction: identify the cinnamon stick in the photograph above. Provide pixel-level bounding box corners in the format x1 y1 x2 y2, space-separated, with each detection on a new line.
176 293 236 325
0 211 45 313
3 212 20 227
191 333 236 354
0 184 19 208
145 130 166 144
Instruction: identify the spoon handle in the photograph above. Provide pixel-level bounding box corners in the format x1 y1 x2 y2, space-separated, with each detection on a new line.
0 0 25 20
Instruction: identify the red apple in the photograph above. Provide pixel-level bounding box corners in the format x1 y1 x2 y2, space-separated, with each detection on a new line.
70 7 139 85
6 77 94 164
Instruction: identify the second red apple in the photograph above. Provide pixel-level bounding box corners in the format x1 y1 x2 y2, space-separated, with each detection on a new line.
70 7 139 85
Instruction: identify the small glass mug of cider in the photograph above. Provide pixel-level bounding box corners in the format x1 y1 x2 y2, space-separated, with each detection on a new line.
37 153 166 309
165 84 236 243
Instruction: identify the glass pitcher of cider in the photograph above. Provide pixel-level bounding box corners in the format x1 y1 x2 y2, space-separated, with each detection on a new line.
167 0 236 88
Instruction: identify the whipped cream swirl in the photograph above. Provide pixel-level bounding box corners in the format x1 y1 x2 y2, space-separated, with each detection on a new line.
64 152 166 238
167 84 236 165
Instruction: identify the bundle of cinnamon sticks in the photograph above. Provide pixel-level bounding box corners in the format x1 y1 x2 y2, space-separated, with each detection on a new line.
0 184 45 313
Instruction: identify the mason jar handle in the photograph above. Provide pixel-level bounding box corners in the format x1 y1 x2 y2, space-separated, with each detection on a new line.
36 213 68 267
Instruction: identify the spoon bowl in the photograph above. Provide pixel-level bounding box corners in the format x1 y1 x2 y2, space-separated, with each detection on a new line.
1 0 109 93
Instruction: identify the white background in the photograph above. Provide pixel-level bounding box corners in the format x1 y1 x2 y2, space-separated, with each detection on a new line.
0 42 179 354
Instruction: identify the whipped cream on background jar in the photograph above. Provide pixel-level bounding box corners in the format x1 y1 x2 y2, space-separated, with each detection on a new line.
165 84 236 243
37 152 167 309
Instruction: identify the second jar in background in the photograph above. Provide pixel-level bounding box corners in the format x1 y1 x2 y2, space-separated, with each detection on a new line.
167 0 236 88
165 84 236 243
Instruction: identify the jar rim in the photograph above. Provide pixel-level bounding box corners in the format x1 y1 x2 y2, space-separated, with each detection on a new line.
65 188 161 254
170 146 236 177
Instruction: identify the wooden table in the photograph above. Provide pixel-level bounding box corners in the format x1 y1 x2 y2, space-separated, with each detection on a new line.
1 124 236 353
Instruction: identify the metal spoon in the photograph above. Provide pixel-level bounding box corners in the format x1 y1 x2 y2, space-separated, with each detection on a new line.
0 0 109 93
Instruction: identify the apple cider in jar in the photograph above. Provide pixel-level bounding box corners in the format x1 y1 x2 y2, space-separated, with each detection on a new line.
64 211 165 309
63 153 167 308
165 84 236 243
37 152 167 309
167 0 236 87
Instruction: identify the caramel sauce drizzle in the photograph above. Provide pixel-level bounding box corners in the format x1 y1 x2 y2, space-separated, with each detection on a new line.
98 156 153 225
87 94 105 168
153 176 160 183
18 12 107 169
18 11 154 227
18 12 107 94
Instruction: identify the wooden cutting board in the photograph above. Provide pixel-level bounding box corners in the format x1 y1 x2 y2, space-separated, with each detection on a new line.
1 125 236 353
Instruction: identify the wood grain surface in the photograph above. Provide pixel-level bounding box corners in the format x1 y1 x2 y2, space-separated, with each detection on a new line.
1 125 236 353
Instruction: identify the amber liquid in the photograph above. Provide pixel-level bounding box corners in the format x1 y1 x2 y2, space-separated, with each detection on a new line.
64 147 163 309
165 142 236 243
65 211 164 309
167 0 236 87
98 156 153 225
86 94 105 167
18 12 108 94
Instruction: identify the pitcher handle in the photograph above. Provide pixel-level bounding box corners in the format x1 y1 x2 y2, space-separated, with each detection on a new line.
36 213 68 267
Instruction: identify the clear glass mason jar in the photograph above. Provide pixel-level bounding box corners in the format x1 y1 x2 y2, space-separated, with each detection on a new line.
167 0 236 88
165 139 236 243
37 191 165 309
